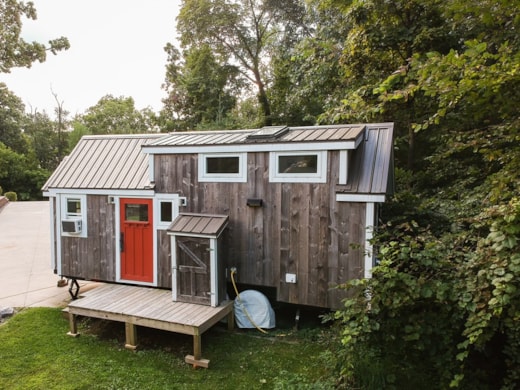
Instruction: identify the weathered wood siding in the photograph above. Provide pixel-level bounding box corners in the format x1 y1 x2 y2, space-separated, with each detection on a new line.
61 195 116 281
154 151 366 308
157 229 171 287
60 197 172 288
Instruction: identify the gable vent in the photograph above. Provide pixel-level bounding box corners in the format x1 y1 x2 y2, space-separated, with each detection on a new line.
247 126 289 140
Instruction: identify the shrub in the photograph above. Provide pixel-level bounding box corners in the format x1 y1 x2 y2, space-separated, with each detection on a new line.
4 192 17 201
332 198 520 389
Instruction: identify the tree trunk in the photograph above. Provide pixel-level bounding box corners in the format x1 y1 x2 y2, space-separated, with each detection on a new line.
253 68 272 126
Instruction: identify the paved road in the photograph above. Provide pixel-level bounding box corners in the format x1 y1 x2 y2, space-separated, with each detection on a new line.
0 201 98 308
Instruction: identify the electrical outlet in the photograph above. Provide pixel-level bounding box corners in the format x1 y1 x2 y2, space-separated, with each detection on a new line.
285 273 297 283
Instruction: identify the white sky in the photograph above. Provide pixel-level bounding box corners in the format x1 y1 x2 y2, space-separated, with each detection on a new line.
0 0 181 116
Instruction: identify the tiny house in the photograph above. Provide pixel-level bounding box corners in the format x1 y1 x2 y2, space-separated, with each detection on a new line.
42 124 394 309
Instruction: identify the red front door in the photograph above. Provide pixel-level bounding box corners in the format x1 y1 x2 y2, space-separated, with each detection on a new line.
120 198 153 283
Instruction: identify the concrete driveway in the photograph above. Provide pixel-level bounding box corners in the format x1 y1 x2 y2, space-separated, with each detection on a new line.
0 201 98 308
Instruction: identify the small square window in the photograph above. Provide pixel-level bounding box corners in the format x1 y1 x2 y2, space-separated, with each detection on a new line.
66 199 82 216
269 151 327 183
155 196 181 229
199 153 247 182
160 201 173 223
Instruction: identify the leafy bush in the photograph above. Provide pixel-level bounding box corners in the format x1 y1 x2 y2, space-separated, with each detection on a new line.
4 191 17 201
332 198 520 389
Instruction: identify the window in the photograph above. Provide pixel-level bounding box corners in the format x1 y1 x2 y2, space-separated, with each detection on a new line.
155 195 181 229
66 198 82 217
198 153 247 182
269 151 327 183
60 194 87 237
125 203 149 222
160 201 173 223
207 156 239 174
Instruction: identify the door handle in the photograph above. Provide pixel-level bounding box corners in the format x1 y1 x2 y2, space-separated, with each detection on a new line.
120 232 124 252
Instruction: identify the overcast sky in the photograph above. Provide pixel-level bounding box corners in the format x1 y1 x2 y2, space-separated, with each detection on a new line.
0 0 181 116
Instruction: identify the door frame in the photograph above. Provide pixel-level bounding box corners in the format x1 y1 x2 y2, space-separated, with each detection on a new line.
117 197 155 285
115 194 181 287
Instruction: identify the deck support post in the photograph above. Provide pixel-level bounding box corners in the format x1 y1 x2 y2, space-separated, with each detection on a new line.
185 330 210 368
66 312 80 337
227 309 235 331
124 322 138 350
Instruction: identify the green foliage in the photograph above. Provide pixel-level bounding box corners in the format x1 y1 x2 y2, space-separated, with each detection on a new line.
25 111 69 171
0 82 27 153
327 8 520 377
161 43 238 130
454 198 520 388
0 141 49 200
332 221 465 389
0 0 69 73
4 190 16 201
79 95 157 135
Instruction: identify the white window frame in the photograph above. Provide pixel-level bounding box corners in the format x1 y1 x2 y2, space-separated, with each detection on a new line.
154 194 181 230
60 194 87 237
198 153 247 183
269 150 328 183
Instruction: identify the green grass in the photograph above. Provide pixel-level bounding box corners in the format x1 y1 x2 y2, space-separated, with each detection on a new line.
0 308 337 389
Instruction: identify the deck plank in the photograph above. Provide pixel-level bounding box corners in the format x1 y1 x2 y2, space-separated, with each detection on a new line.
68 284 233 336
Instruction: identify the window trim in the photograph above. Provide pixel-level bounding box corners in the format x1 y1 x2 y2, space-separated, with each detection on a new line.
60 194 87 237
198 153 247 183
269 150 327 183
154 194 181 230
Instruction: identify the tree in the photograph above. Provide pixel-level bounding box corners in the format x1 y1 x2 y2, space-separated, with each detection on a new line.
25 110 66 171
325 0 520 387
268 3 347 125
51 89 69 161
308 0 459 170
162 43 238 130
176 0 305 126
0 0 69 73
79 95 154 135
0 83 26 153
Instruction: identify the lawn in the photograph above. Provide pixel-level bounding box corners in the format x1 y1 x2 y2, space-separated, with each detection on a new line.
0 307 337 389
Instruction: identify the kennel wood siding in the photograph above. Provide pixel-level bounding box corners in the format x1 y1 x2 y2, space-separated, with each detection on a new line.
154 150 366 308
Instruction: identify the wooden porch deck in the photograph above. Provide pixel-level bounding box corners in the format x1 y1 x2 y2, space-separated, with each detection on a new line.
66 284 234 368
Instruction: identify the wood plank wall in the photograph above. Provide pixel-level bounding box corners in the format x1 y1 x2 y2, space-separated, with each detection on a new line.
154 151 366 309
59 151 367 308
61 195 116 281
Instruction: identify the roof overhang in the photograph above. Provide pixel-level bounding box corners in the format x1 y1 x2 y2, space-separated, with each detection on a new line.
167 213 229 239
143 139 363 155
43 188 156 197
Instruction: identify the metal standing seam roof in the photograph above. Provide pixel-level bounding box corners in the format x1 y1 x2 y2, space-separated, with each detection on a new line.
42 134 163 191
167 213 229 237
341 124 395 195
144 124 366 148
42 124 394 197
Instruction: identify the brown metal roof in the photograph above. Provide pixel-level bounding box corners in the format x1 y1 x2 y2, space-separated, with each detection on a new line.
167 213 229 237
42 134 163 191
144 125 365 149
340 124 394 195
